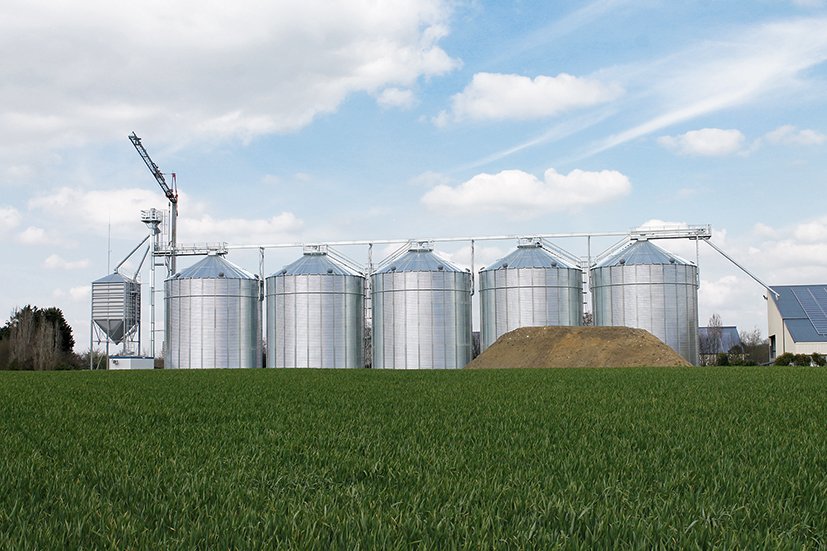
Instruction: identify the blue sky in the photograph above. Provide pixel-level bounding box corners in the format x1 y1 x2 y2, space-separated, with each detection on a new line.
2 0 827 352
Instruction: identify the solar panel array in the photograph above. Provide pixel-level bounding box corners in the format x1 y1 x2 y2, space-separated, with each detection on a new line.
791 287 827 335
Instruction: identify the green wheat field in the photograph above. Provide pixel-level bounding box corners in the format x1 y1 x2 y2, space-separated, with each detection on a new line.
1 367 825 548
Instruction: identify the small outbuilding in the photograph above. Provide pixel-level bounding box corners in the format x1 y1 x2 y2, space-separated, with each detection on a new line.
697 326 743 365
767 284 827 361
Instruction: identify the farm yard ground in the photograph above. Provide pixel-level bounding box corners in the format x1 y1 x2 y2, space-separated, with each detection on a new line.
1 367 825 548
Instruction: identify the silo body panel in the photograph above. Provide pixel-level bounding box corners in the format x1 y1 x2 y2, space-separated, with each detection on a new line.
590 240 699 364
479 244 583 351
266 253 364 368
91 273 141 344
164 255 262 369
372 248 472 369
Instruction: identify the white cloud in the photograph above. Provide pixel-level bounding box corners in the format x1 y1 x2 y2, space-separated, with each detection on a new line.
70 286 90 301
0 0 458 149
753 223 778 238
27 185 305 246
421 167 630 216
764 124 826 145
407 171 453 188
700 275 742 309
741 217 827 285
29 187 167 236
792 217 827 242
180 212 304 245
44 254 89 270
763 240 827 267
438 72 621 124
658 128 745 156
376 88 416 109
0 206 22 234
18 226 53 245
52 285 90 302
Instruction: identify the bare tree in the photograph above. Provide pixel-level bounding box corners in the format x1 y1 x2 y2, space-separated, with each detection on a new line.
699 313 723 365
740 327 769 365
6 305 75 370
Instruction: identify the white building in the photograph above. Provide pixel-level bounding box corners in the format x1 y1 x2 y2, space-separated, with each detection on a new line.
767 285 827 360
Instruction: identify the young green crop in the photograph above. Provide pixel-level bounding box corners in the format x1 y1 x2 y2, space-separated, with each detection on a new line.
0 367 825 548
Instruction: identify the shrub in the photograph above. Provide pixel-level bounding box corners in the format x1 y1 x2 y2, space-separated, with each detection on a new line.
774 353 795 366
793 354 812 367
774 352 825 367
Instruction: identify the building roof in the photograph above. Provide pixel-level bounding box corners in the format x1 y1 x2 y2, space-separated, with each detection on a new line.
698 326 742 354
770 284 827 343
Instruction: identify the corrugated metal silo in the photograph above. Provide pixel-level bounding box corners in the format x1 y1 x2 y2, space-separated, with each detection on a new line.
479 239 583 351
371 242 472 369
165 253 262 369
91 272 140 345
590 239 699 364
266 247 365 368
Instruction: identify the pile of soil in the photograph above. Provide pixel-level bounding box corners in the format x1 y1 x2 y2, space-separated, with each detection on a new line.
466 326 691 369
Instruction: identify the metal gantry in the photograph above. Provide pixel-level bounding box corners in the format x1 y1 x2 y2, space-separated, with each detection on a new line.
133 215 776 365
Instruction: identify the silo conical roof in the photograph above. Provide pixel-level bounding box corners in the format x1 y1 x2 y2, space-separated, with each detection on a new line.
276 252 361 276
597 240 691 267
173 254 257 280
377 247 464 273
481 243 575 271
93 271 135 284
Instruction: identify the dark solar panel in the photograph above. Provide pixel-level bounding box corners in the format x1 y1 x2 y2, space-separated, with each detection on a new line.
792 287 827 335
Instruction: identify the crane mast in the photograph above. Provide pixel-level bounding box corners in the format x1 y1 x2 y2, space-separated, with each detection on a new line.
129 132 177 275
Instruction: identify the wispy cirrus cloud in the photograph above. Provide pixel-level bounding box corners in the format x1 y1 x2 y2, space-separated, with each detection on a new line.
582 16 827 157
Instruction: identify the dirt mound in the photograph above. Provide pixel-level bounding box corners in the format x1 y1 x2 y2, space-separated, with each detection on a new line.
466 326 691 369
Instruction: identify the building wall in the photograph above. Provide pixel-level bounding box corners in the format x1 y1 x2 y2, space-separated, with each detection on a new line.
767 298 785 360
767 298 827 359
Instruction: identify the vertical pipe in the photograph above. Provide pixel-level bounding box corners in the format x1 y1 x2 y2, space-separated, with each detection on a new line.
585 235 592 318
150 227 156 359
470 239 475 296
89 298 94 369
169 202 178 276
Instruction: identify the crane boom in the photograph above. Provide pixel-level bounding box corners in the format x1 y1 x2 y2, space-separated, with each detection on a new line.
128 132 177 203
129 131 177 275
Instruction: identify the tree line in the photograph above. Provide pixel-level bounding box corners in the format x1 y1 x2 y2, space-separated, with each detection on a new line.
0 306 84 370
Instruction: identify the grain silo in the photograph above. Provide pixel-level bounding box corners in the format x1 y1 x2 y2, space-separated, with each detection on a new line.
165 253 262 369
590 239 699 364
479 239 583 351
91 272 141 347
266 246 365 368
371 242 472 369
